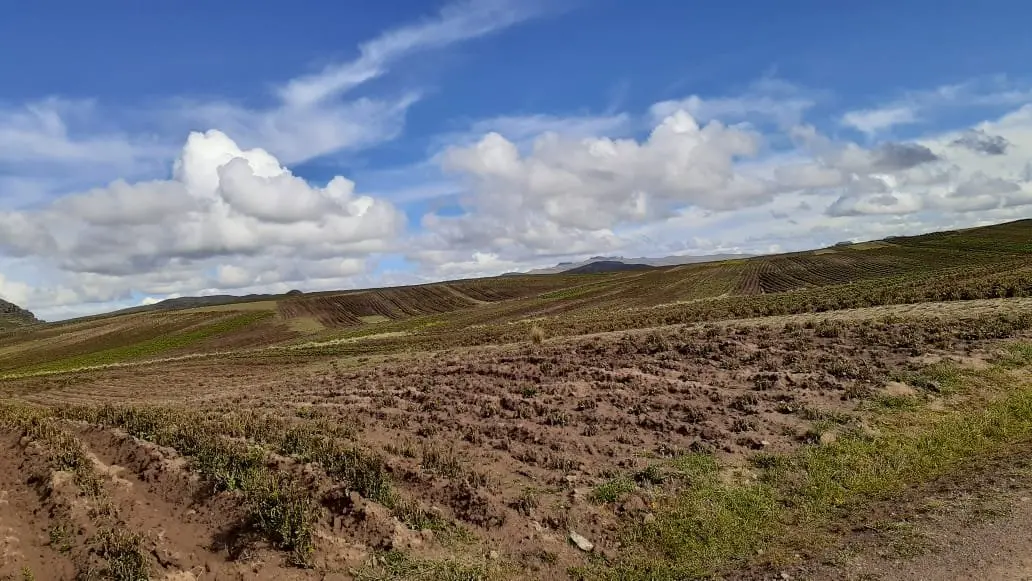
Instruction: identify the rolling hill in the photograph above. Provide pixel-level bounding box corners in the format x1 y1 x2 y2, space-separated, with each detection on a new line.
563 260 655 274
0 217 1030 377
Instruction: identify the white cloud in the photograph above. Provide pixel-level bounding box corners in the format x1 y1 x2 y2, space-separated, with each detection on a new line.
0 98 166 167
181 93 420 165
841 106 918 135
463 113 633 144
408 84 1032 280
280 0 543 107
651 78 816 127
0 130 404 313
840 77 1032 137
6 51 1032 320
444 111 765 227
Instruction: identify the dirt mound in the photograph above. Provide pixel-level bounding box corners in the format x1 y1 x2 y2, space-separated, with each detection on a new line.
0 433 76 579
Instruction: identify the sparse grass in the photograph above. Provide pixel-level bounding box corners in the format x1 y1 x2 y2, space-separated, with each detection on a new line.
48 521 74 553
55 405 320 567
874 394 921 411
421 443 464 479
95 527 149 581
995 341 1032 368
586 353 1032 580
893 360 969 394
589 478 636 505
354 550 489 581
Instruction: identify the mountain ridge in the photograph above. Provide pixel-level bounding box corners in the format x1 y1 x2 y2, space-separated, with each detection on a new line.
522 252 752 275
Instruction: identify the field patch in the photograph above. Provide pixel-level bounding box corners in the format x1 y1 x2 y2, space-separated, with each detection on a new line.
3 312 272 377
181 300 280 313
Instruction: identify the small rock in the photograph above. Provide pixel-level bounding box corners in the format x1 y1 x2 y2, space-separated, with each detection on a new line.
564 474 578 483
488 550 500 560
819 431 838 445
642 513 656 524
760 440 771 447
1020 497 1030 502
569 530 594 552
780 572 791 580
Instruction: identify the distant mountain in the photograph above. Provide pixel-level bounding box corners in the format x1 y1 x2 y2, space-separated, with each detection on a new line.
564 261 655 274
0 298 39 329
523 253 750 275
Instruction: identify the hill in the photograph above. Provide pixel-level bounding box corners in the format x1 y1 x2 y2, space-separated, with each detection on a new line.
564 260 655 274
3 218 1032 579
0 297 38 329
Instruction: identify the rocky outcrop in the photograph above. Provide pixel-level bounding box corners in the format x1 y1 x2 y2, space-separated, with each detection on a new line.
0 298 39 329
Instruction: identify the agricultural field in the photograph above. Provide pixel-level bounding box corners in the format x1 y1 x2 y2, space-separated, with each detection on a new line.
2 219 1032 580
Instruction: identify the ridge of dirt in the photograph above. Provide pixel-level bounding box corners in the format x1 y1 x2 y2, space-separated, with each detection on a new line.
0 432 77 580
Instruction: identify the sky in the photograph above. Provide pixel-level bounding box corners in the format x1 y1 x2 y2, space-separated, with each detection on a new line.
2 0 1032 320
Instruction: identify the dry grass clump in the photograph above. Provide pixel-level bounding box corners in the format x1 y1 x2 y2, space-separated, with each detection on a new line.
529 324 546 345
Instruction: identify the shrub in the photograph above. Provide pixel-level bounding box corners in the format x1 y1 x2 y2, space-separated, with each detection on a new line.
529 325 546 344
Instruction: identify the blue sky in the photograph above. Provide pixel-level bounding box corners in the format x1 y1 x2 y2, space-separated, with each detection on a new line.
2 0 1032 320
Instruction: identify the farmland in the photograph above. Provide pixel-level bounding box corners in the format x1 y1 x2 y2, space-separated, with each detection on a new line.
2 219 1032 580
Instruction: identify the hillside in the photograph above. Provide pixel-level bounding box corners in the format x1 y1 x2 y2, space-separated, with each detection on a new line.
3 218 1032 579
0 297 38 329
564 260 655 274
3 217 1032 375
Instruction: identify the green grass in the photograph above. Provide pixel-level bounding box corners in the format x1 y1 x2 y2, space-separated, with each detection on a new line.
8 312 272 376
995 342 1032 369
892 360 969 395
584 346 1032 580
354 550 489 581
589 477 636 504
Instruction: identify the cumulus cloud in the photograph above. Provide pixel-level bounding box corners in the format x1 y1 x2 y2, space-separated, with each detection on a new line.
0 130 404 311
7 65 1032 318
412 86 1032 277
444 111 765 227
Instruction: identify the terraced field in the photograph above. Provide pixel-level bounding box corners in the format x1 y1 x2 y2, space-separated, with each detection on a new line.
2 219 1032 580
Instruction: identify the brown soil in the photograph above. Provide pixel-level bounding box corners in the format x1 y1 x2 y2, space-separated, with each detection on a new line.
3 302 1032 579
74 425 315 580
0 433 76 580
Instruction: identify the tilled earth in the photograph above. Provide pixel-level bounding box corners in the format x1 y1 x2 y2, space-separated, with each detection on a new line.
3 305 1032 579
